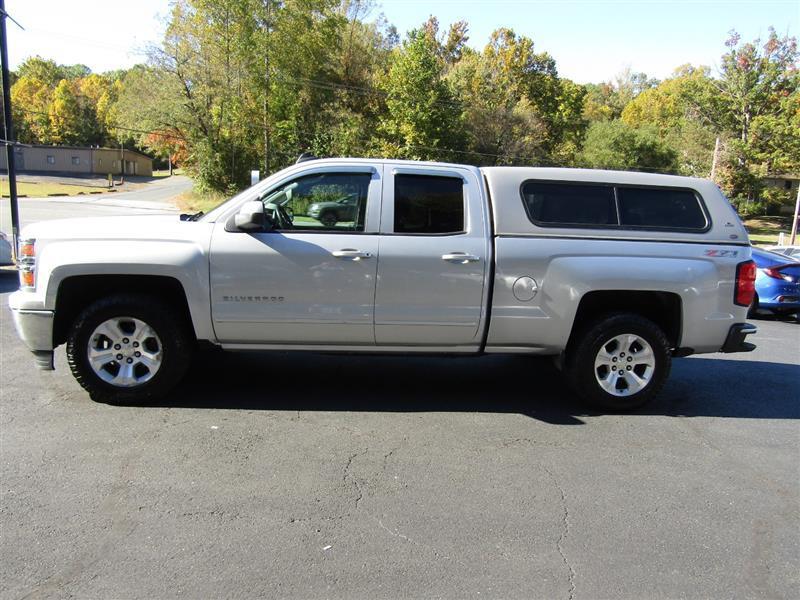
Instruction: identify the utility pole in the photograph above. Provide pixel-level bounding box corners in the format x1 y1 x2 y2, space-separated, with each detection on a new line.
0 0 20 261
790 183 799 246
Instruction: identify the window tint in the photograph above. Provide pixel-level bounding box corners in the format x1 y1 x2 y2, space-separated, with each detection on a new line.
617 187 707 230
262 172 370 232
394 174 464 234
521 182 617 226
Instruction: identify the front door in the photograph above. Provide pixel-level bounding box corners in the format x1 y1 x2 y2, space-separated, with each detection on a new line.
374 166 490 347
210 167 382 345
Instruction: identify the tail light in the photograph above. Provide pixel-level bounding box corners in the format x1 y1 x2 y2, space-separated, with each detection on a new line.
18 238 36 289
764 266 794 282
734 260 756 307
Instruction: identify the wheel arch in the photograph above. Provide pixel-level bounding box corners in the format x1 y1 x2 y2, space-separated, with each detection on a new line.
567 290 683 353
53 275 197 347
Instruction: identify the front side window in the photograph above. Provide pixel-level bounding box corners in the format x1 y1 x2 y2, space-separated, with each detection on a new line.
394 174 464 234
522 181 617 227
46 155 55 165
617 187 708 230
262 172 370 232
71 156 80 165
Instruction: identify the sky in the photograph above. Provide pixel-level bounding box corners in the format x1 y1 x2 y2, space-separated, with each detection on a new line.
6 0 799 83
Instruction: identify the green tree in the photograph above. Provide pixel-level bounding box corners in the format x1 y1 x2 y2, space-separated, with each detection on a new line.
621 65 718 176
447 28 581 165
10 75 52 143
48 79 102 145
695 29 798 198
579 120 678 172
377 28 465 160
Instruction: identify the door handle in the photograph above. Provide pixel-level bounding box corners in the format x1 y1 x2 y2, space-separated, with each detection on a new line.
442 252 480 264
332 248 372 260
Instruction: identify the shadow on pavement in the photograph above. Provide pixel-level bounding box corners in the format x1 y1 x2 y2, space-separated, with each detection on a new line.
155 348 800 424
3 269 795 424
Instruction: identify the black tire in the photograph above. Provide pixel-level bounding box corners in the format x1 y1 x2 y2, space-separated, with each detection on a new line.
566 313 671 411
320 211 338 227
747 293 759 318
66 294 194 405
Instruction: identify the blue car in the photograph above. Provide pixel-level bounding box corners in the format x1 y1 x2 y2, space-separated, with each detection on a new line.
750 248 800 320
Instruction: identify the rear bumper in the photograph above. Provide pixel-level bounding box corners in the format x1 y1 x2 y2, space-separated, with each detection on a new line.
720 323 757 353
759 298 800 312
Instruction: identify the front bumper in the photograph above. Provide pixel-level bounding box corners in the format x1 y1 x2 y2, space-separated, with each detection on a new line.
720 323 757 353
9 298 55 370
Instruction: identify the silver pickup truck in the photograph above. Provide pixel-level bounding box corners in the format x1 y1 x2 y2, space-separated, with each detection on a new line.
9 159 758 409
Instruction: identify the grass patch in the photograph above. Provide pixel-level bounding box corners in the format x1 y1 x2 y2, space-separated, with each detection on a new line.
176 188 228 214
743 216 793 246
1 181 108 197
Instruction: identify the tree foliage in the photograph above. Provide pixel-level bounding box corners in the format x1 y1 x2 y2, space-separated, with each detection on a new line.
580 120 678 172
8 9 798 204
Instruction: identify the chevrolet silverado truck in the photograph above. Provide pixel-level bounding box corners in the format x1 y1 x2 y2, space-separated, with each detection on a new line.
9 159 758 409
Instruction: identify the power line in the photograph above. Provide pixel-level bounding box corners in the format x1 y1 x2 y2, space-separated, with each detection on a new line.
275 72 465 109
0 7 23 30
16 108 186 140
0 137 32 147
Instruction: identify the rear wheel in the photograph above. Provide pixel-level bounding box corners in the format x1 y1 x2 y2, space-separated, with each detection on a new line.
320 211 338 227
66 294 193 404
567 313 671 410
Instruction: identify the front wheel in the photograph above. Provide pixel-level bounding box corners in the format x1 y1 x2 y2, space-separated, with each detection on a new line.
566 313 671 410
66 294 193 404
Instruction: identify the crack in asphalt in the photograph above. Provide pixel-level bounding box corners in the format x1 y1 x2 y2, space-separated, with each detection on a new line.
381 440 404 474
343 448 368 511
544 466 576 600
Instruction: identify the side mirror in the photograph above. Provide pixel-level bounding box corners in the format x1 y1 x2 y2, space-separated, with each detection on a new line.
233 200 272 231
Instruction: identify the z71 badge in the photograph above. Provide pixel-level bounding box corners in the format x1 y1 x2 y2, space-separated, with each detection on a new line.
703 249 739 257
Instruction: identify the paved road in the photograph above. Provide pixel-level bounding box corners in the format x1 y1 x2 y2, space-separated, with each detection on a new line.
0 175 189 230
0 188 798 599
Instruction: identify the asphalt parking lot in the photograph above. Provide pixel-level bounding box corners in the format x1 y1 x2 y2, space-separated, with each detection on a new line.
1 268 798 600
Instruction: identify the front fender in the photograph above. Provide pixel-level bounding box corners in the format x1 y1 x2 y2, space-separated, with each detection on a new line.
27 239 214 342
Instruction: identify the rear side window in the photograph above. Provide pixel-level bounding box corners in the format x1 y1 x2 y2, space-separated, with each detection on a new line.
394 174 464 234
521 182 617 227
618 187 707 230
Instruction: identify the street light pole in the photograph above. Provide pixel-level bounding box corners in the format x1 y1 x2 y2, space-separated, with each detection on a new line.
0 0 20 261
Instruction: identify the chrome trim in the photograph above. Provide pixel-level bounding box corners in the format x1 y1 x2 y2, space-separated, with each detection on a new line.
10 309 54 352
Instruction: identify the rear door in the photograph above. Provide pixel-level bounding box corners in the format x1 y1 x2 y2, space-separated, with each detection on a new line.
374 165 490 347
